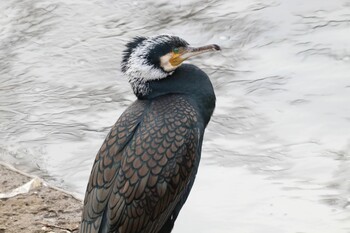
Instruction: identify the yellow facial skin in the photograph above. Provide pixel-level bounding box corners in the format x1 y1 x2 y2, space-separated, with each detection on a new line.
169 44 221 67
161 44 221 72
169 52 183 66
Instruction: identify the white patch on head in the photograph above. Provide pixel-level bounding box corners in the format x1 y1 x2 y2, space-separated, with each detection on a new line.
160 53 180 72
123 35 177 95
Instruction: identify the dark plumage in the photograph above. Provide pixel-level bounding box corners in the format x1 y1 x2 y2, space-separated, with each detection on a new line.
80 35 220 233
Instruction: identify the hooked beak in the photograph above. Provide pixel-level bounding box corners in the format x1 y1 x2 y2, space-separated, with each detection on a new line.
170 44 221 66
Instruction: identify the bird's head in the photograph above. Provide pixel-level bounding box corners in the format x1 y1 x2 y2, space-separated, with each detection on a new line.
121 35 220 96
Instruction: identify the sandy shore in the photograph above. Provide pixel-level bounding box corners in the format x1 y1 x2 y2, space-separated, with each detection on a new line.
0 163 82 233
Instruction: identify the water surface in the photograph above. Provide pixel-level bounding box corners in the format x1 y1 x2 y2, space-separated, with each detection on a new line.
1 0 350 232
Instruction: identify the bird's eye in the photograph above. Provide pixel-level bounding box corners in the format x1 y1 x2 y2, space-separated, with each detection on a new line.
173 48 179 54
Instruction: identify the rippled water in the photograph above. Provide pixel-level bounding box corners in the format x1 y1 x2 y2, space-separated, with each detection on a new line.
1 0 350 232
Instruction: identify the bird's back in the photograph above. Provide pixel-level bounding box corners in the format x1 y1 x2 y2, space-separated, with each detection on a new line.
80 94 204 233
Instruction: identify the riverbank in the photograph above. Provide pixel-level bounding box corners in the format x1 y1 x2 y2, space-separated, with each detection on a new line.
0 163 82 233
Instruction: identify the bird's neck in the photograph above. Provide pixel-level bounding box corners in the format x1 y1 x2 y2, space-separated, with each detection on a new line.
130 78 150 97
137 64 216 126
125 65 170 96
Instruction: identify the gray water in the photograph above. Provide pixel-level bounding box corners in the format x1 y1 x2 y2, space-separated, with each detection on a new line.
1 0 350 232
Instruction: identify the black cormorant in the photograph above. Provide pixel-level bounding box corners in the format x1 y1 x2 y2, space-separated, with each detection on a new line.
80 35 221 233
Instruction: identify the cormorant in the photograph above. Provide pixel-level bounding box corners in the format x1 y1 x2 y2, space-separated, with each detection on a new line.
80 35 220 233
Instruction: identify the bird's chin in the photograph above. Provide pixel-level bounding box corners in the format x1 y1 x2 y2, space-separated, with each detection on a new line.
161 62 182 73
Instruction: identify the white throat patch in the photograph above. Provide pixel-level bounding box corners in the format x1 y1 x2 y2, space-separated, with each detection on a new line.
160 53 180 72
